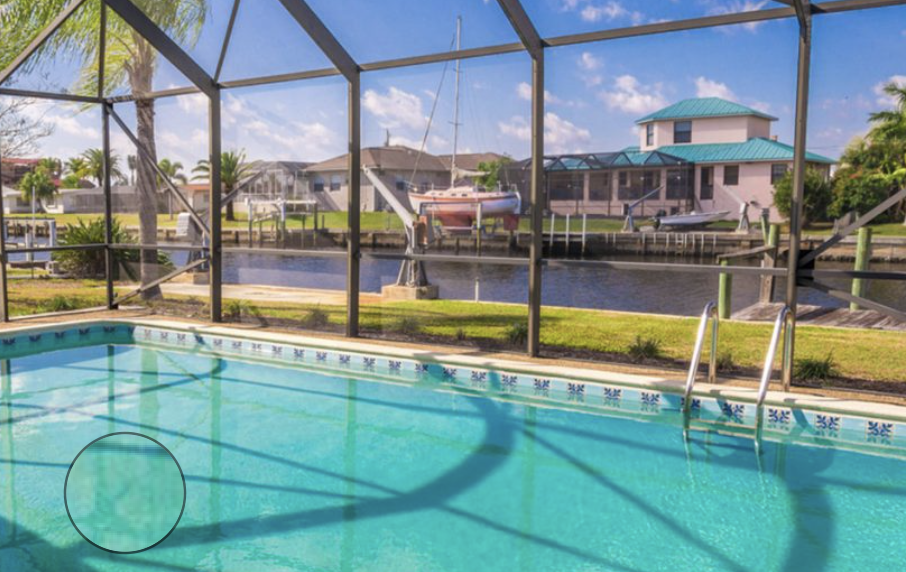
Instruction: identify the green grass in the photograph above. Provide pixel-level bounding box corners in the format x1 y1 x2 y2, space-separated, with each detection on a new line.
6 278 906 383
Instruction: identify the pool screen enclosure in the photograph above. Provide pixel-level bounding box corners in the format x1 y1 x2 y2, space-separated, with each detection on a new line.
1 0 906 389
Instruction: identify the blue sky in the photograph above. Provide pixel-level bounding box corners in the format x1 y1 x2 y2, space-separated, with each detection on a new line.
3 0 905 174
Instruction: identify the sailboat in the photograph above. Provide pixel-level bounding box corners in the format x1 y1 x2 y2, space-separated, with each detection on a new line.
407 17 521 231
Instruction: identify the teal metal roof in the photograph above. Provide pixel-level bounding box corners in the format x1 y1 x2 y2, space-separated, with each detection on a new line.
545 150 690 171
654 138 836 165
636 97 778 124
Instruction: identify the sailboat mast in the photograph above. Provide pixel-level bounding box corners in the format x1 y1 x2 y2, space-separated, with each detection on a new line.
450 15 462 189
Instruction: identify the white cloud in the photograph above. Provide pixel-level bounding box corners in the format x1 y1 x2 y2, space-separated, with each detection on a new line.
599 75 667 114
175 93 207 116
515 82 568 105
578 52 602 71
362 86 427 130
874 75 906 107
498 112 591 154
580 1 643 25
694 77 737 101
707 1 769 33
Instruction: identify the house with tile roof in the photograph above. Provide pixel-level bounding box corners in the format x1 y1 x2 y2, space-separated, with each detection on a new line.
539 97 835 222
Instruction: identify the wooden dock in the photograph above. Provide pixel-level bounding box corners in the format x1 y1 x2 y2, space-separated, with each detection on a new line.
733 302 906 331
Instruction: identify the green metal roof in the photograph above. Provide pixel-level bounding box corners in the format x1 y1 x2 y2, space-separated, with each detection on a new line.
653 138 836 165
636 97 778 124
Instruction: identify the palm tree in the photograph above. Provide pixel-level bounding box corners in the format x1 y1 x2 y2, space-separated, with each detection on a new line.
159 158 188 220
36 157 62 179
868 81 906 222
65 156 89 179
0 1 208 298
193 150 252 222
18 169 57 208
82 148 124 186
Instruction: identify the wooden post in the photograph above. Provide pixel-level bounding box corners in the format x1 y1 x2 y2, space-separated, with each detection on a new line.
759 224 779 304
581 213 587 257
549 212 555 250
719 259 732 320
850 227 872 311
564 213 570 256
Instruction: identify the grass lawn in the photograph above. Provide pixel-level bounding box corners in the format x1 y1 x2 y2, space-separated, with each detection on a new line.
6 278 904 384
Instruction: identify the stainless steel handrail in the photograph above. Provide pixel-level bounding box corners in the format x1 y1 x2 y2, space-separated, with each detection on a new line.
683 301 719 411
756 305 794 407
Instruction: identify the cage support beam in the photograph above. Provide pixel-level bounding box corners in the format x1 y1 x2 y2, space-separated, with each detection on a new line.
0 0 89 86
275 0 359 81
346 72 361 337
209 90 223 322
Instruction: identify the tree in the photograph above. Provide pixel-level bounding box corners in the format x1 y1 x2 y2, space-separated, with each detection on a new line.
82 148 124 186
475 157 513 190
18 169 56 207
158 158 187 186
36 157 62 179
0 97 53 157
53 217 172 280
127 154 138 186
0 1 208 298
193 150 252 221
772 167 833 227
65 156 89 179
829 167 891 221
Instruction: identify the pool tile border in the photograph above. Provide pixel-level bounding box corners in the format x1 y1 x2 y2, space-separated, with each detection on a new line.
3 319 906 455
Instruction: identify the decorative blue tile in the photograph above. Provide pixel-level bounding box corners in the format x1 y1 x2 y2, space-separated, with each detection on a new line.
415 363 429 375
867 420 894 439
28 334 41 343
176 333 187 344
388 360 402 372
194 334 205 344
316 351 328 362
443 367 458 380
768 408 791 425
1 338 15 346
603 387 622 401
79 328 91 336
54 331 66 339
250 343 263 353
362 357 376 369
681 396 701 411
501 374 518 392
126 326 136 335
213 338 223 347
640 392 660 405
471 371 487 383
142 328 152 339
533 378 550 397
293 348 305 359
103 326 116 334
721 402 745 423
231 341 243 350
567 382 586 396
815 414 841 433
339 354 351 365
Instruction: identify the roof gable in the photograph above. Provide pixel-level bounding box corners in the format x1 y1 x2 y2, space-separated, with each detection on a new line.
636 97 778 124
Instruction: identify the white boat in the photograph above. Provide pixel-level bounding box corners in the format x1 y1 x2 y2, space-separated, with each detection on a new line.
656 210 730 228
409 186 521 229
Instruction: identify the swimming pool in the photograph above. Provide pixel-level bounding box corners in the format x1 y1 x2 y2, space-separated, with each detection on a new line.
1 321 904 571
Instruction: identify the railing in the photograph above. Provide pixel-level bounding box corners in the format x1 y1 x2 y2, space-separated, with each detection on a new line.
682 301 719 411
756 305 794 408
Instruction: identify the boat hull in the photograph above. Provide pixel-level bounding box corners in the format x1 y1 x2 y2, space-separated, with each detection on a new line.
409 190 521 230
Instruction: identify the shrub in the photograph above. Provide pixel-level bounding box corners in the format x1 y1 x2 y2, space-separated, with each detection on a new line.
716 351 735 373
506 322 528 346
393 316 421 335
773 167 833 226
53 217 172 280
628 335 662 363
829 168 893 221
795 354 839 382
455 328 467 342
43 295 76 313
225 299 260 321
303 307 330 329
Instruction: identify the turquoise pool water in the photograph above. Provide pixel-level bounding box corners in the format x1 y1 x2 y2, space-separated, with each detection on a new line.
1 333 905 571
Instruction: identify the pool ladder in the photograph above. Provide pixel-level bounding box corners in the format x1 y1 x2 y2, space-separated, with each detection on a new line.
755 305 794 409
682 302 719 412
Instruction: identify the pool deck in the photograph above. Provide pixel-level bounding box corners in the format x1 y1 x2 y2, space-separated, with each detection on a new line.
2 308 906 420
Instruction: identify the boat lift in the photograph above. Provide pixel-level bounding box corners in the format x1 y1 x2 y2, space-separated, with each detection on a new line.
622 187 662 233
363 166 432 288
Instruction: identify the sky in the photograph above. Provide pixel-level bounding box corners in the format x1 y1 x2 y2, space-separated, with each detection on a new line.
2 0 906 176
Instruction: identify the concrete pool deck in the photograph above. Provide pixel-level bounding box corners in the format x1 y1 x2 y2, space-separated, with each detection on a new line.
2 309 905 419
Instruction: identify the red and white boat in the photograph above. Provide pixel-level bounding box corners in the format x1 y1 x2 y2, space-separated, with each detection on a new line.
408 186 521 230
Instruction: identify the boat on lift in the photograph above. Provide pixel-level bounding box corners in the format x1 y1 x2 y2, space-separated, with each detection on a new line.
405 16 521 232
655 210 730 228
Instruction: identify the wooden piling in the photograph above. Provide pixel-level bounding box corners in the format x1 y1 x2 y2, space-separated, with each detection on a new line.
850 227 872 311
719 259 732 320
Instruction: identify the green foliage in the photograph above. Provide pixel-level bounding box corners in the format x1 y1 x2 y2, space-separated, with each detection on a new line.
455 328 467 342
303 306 330 329
60 174 83 189
81 148 124 186
795 354 839 383
52 217 171 279
225 299 261 321
716 351 735 373
158 158 187 186
628 335 662 363
772 167 833 225
475 157 513 189
829 168 892 221
505 321 528 346
193 150 252 221
43 295 76 313
18 169 57 203
393 316 421 335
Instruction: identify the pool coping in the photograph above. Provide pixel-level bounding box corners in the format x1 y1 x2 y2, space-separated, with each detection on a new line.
3 315 906 426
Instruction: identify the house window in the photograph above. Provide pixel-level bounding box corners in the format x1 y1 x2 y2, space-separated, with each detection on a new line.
771 164 789 185
589 173 611 201
646 124 654 147
313 176 325 192
700 166 714 200
548 173 583 201
330 175 342 191
395 176 406 191
723 165 740 186
673 121 692 144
